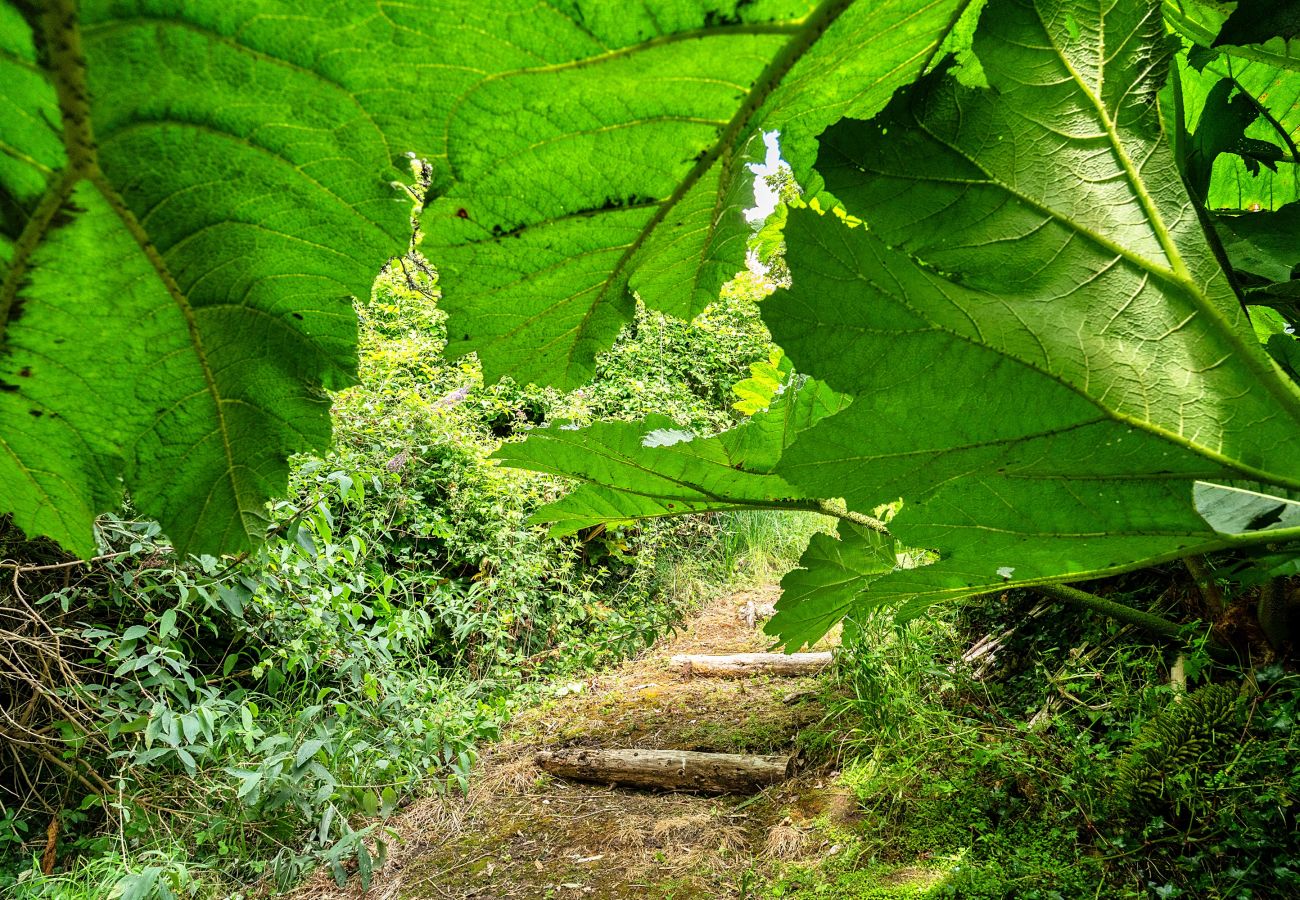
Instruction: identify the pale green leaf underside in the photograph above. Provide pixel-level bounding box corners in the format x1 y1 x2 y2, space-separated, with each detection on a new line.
1 2 436 554
767 522 897 651
762 0 1300 644
495 377 849 535
424 0 969 387
1193 481 1300 535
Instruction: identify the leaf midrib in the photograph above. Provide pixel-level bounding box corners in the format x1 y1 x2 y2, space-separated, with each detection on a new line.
3 1 251 546
792 216 1300 492
1037 2 1300 457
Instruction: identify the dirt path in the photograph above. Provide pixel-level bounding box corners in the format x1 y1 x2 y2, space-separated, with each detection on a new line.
294 584 857 899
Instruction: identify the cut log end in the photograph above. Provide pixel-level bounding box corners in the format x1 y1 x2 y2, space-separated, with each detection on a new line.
535 748 793 794
738 600 777 628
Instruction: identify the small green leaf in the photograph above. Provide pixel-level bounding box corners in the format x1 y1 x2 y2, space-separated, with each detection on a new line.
157 609 177 641
179 713 200 745
295 738 326 770
232 770 262 801
318 804 336 844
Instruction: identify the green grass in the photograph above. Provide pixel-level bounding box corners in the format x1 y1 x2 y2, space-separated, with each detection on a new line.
6 849 205 900
716 509 833 580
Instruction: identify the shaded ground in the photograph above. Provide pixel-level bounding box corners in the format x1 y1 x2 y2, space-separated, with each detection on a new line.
290 586 938 899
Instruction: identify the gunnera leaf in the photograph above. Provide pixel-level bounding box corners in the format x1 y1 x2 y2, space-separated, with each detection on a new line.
763 0 1300 645
495 376 849 536
420 0 975 387
0 2 437 555
1173 6 1300 210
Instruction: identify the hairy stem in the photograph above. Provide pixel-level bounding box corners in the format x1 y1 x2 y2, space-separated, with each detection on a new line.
1033 584 1184 641
814 500 890 535
1182 554 1225 618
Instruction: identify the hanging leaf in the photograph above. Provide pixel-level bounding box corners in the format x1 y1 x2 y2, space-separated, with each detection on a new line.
769 522 897 651
496 376 848 536
423 0 974 386
1 2 438 555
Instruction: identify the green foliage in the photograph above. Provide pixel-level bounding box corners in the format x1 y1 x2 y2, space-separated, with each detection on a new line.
4 4 1300 892
732 348 793 416
1169 1 1300 211
583 275 776 432
0 257 769 895
0 2 437 556
7 0 1300 658
5 0 959 475
768 586 1300 899
468 0 1300 648
772 522 898 649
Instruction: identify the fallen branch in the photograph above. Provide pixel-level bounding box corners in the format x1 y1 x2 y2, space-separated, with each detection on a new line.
536 748 792 793
669 652 832 677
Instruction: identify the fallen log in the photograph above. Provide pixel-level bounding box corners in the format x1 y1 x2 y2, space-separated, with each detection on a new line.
536 748 792 793
669 652 832 677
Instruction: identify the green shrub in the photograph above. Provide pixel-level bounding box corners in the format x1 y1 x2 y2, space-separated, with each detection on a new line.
0 262 778 896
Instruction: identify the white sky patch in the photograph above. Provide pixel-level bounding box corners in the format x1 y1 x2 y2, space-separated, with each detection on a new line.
642 428 696 447
745 131 784 224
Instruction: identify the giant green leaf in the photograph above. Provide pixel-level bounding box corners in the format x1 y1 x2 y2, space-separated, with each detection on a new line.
760 0 1300 644
0 1 438 555
422 0 973 387
771 522 898 651
1182 50 1300 210
496 376 848 535
1214 202 1300 319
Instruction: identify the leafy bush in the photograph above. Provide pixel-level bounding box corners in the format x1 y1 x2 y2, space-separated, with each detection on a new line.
0 261 776 895
812 582 1300 900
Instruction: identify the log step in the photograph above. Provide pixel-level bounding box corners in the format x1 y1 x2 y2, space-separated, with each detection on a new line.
669 652 833 677
535 748 792 794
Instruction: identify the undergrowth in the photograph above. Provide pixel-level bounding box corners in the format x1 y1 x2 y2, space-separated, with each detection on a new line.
763 575 1300 900
0 263 786 898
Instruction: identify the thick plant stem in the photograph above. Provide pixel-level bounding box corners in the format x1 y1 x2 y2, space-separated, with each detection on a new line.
1258 576 1297 653
1032 584 1183 641
814 500 889 534
1183 554 1225 618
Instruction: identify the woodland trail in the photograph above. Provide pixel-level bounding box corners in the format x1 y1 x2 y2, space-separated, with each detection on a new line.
290 584 908 899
